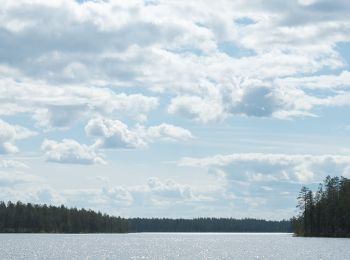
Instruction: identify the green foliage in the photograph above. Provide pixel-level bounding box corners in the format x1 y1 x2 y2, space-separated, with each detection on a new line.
0 201 128 233
292 176 350 237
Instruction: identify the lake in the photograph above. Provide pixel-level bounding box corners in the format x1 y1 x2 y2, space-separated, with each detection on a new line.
0 233 349 259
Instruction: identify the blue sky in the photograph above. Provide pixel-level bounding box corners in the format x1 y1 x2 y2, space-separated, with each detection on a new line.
1 0 350 219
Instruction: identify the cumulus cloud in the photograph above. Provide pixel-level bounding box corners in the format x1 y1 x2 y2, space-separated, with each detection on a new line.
0 0 349 126
41 139 105 165
145 177 195 201
85 117 193 149
0 167 294 218
64 176 214 214
168 95 224 123
3 0 350 219
0 119 37 154
0 186 65 205
168 83 310 122
102 178 196 208
0 77 159 130
144 123 193 141
0 175 215 217
85 117 146 149
275 70 350 90
176 152 350 217
231 86 283 117
0 0 194 82
180 153 350 183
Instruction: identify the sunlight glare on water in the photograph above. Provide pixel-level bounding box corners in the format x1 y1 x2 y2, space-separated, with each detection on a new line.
0 233 349 260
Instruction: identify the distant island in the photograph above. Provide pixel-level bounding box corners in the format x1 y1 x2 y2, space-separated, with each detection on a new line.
0 201 291 233
292 176 350 237
128 218 291 233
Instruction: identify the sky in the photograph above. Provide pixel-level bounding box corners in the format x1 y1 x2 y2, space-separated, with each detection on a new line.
1 0 350 220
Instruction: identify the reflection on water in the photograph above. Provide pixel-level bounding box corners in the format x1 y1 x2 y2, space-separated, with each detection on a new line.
0 233 349 260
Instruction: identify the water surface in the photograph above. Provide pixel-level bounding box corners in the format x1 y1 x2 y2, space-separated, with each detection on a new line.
0 233 349 259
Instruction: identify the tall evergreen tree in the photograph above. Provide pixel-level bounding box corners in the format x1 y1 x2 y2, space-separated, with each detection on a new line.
292 176 350 237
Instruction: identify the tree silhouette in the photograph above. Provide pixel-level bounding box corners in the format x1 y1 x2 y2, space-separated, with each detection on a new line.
292 176 350 237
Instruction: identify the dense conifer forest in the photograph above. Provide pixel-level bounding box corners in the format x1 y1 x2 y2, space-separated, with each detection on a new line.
292 176 350 237
0 201 291 233
0 201 128 233
128 218 291 232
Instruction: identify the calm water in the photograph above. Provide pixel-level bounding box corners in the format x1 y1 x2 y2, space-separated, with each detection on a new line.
0 233 349 259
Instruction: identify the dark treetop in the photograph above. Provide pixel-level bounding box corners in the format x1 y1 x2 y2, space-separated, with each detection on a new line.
128 218 291 233
292 176 350 237
0 201 128 233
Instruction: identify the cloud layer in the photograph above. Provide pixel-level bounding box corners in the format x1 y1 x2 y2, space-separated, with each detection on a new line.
0 0 350 218
180 153 350 183
41 139 105 165
0 0 349 127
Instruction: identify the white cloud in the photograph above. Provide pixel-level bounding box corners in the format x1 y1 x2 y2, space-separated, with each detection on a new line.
0 160 29 169
85 117 146 149
2 0 350 219
275 70 350 90
0 119 37 154
64 176 214 214
168 95 224 123
145 177 195 201
0 175 215 217
85 117 193 149
0 77 159 130
176 152 350 217
144 123 193 141
0 0 349 125
180 153 350 183
41 139 105 165
0 186 65 205
168 82 317 122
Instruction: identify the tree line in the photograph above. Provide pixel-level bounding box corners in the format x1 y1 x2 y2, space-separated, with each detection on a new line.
128 218 291 232
0 201 128 233
292 176 350 237
0 201 291 233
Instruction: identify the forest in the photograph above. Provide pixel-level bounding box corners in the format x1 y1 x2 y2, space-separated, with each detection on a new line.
0 201 128 233
292 176 350 237
0 201 291 233
128 218 291 232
